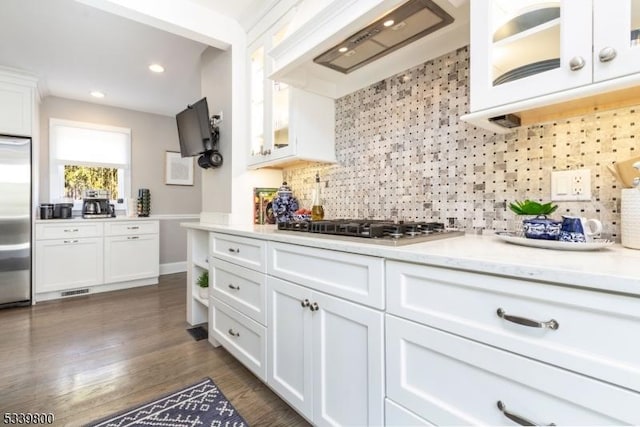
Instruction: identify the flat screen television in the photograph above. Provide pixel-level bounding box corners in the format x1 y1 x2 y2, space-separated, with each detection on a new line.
176 97 214 157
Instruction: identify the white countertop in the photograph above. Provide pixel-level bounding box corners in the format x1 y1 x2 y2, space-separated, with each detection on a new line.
35 216 158 223
183 222 640 296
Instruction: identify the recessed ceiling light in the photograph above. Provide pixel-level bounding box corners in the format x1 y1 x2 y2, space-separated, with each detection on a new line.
383 19 395 27
338 47 349 53
90 91 105 98
149 64 165 73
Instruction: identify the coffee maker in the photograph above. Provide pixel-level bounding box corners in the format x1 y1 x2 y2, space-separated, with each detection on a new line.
82 189 113 218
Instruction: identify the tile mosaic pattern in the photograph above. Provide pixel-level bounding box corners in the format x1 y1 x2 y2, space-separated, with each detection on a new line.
283 46 638 240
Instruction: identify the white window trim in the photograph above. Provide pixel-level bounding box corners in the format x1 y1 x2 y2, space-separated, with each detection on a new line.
49 118 131 209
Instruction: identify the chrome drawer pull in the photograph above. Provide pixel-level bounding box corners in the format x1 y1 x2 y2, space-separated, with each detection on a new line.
63 240 79 244
301 299 310 308
127 236 140 240
497 308 559 330
64 228 79 232
497 401 555 426
228 284 240 290
127 226 139 230
228 329 240 337
309 302 319 312
228 248 240 254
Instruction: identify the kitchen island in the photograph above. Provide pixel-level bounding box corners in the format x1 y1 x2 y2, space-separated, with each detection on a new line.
183 222 640 426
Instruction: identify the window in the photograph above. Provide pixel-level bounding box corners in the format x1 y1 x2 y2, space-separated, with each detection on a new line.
49 119 131 208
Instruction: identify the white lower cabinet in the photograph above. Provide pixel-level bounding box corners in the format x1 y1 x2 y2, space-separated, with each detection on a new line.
35 220 159 300
385 399 433 427
104 234 159 283
267 276 384 426
386 315 640 426
210 297 267 381
35 237 103 292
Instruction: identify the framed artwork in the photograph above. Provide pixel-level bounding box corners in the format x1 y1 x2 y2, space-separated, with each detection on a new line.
254 187 278 224
165 151 194 186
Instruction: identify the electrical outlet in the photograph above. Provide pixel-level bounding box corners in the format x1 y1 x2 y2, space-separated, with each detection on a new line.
551 169 591 201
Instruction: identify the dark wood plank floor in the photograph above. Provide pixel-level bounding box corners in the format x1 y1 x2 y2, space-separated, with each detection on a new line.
0 273 310 427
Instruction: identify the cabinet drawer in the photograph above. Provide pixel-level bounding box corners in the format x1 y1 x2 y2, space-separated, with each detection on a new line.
386 315 639 426
210 298 266 381
36 222 103 239
386 261 640 392
211 233 266 272
104 221 158 236
268 242 384 309
385 399 434 427
211 258 266 325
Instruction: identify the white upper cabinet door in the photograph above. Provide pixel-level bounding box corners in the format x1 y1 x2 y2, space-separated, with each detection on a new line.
0 82 33 137
594 0 640 81
470 0 593 112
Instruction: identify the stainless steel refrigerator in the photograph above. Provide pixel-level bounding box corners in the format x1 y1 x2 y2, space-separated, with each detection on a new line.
0 136 31 307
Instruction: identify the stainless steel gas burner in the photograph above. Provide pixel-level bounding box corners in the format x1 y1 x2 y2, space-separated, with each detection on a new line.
276 219 463 246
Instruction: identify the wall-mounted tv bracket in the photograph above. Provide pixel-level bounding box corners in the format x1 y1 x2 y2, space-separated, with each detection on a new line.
198 114 223 169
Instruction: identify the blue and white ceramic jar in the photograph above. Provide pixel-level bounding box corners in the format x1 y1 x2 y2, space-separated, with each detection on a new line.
522 215 562 240
271 182 299 224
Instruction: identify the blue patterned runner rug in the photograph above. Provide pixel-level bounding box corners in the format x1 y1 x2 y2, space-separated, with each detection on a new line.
86 377 248 427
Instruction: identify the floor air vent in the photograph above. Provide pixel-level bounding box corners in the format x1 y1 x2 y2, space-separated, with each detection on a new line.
61 289 89 297
187 326 208 341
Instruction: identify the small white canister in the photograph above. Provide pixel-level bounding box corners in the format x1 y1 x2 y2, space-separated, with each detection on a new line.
621 189 640 249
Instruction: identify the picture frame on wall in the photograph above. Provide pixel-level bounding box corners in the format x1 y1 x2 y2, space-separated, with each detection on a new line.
165 151 194 186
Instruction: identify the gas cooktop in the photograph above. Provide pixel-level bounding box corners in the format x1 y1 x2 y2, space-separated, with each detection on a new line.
276 219 463 246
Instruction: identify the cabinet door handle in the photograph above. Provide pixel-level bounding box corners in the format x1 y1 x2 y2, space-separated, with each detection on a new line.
301 298 310 308
127 226 139 230
599 46 617 63
568 56 585 71
127 236 139 240
497 308 559 330
309 302 319 312
497 401 555 426
64 228 79 232
228 284 240 290
63 240 79 244
228 248 240 254
228 329 240 337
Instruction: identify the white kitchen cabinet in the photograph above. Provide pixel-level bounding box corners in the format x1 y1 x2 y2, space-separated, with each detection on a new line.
35 219 159 301
103 220 159 284
386 315 639 425
0 70 37 137
469 1 593 112
267 276 384 426
466 1 640 131
104 234 159 284
35 237 103 293
248 13 335 169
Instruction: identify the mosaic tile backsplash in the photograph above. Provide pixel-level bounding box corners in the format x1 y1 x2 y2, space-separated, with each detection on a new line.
283 46 638 240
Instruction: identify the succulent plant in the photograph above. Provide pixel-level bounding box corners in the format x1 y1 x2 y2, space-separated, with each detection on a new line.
509 200 558 216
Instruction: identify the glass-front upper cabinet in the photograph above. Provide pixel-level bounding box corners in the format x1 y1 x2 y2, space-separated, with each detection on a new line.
249 15 294 165
469 0 592 112
594 0 640 82
250 46 265 158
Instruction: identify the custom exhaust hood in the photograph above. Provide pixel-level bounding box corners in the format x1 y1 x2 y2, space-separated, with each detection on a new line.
313 0 454 74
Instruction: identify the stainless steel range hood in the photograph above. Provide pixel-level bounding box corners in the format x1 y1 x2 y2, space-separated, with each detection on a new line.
313 0 454 74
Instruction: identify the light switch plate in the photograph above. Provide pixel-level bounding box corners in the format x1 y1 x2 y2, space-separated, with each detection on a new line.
551 169 591 201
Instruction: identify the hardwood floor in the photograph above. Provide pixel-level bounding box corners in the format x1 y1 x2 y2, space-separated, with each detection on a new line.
0 273 310 427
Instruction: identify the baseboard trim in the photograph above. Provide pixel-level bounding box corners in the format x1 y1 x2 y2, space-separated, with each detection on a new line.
160 261 187 275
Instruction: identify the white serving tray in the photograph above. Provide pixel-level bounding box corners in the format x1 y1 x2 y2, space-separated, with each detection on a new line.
495 232 614 251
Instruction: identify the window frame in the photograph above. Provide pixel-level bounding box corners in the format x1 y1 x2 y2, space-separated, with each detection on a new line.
49 118 132 210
